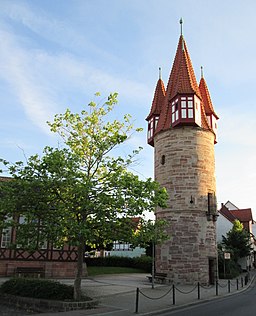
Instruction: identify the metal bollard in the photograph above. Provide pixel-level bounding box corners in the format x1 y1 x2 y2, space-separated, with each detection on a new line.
216 280 218 296
198 282 200 300
228 280 231 293
135 287 139 313
172 284 176 305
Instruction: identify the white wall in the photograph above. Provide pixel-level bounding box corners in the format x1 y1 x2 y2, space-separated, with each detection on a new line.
216 213 233 243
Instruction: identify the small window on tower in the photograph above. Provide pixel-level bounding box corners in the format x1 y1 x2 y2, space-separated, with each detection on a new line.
161 155 165 165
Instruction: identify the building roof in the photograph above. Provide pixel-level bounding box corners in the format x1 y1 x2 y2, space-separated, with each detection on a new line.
219 204 253 224
146 77 166 121
150 34 217 135
230 209 253 223
219 205 237 222
199 77 219 119
0 176 12 182
166 36 201 101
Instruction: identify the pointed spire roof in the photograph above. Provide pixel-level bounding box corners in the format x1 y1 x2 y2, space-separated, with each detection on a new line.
156 36 202 132
166 35 201 101
146 71 166 121
199 74 219 119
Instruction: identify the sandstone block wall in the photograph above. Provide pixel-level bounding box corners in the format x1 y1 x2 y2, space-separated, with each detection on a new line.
154 127 217 284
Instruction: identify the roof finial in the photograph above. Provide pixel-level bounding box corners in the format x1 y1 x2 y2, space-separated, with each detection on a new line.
180 18 183 36
159 67 162 80
201 66 204 78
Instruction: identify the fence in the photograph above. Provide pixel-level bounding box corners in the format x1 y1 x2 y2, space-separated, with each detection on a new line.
135 273 250 313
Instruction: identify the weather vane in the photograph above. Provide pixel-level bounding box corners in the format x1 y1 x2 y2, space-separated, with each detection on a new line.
180 18 183 36
201 66 204 78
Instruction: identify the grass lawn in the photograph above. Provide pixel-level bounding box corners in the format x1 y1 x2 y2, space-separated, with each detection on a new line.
87 266 146 276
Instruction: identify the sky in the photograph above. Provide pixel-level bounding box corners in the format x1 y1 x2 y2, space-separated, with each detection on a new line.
0 0 256 218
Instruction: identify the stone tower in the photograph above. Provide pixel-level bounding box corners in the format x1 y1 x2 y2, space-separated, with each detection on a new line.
146 27 219 284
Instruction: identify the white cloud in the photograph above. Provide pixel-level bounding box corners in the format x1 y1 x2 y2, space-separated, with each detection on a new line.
0 27 57 133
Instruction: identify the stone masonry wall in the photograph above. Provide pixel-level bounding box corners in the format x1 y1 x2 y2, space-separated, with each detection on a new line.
154 126 217 284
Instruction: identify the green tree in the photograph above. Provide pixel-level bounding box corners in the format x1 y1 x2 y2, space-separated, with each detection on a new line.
0 93 168 300
222 220 251 263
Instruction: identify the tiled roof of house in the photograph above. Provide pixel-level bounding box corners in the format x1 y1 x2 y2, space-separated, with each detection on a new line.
219 205 237 222
0 176 12 182
230 209 253 223
219 205 253 224
146 78 166 121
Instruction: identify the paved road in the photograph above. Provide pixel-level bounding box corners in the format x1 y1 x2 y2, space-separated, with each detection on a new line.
0 304 35 316
157 280 256 316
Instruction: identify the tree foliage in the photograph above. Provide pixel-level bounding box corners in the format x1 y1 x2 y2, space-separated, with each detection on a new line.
222 220 251 263
0 93 168 300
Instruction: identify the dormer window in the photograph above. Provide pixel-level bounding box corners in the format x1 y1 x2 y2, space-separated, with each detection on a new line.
171 95 196 127
171 98 179 124
155 116 159 129
181 96 194 119
147 115 159 141
148 117 154 139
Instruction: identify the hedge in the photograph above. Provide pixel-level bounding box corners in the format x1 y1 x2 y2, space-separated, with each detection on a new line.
0 278 74 300
85 256 152 272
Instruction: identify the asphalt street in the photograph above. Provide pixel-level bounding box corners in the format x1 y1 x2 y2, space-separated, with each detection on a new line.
157 280 256 316
0 304 35 316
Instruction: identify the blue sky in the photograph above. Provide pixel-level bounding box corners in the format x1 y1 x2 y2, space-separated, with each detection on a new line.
1 0 256 217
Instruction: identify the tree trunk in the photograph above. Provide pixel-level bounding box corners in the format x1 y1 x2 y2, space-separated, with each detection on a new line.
74 241 85 301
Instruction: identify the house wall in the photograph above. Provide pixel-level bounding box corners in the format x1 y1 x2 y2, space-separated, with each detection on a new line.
225 201 239 210
109 247 145 258
216 213 233 243
0 260 87 278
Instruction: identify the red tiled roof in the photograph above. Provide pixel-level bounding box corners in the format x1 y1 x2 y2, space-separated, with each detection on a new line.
0 176 12 182
199 77 219 119
230 209 253 223
166 36 201 100
148 34 218 137
219 205 253 224
219 205 237 222
146 78 166 120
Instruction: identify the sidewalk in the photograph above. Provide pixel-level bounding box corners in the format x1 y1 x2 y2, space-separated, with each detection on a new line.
28 271 255 316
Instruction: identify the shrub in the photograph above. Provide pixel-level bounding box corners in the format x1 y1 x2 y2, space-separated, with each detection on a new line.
85 256 152 272
0 278 74 300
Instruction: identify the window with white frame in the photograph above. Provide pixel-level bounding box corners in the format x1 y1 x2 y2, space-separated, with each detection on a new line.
171 98 179 123
148 117 154 139
181 96 194 119
1 227 11 248
112 241 132 251
148 116 159 139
